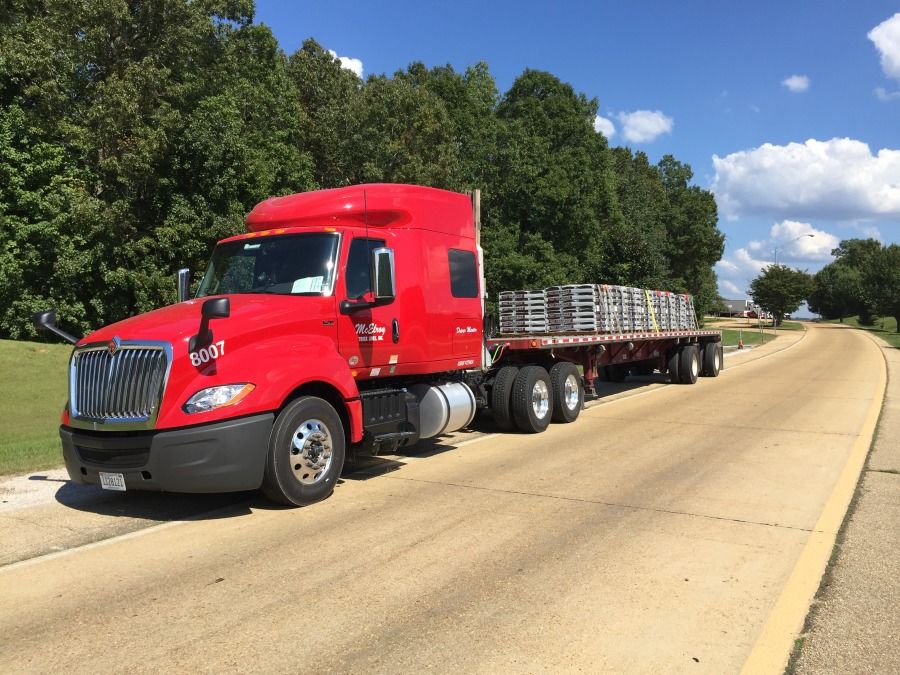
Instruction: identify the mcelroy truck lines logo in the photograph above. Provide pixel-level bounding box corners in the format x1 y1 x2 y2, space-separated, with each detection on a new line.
355 322 386 342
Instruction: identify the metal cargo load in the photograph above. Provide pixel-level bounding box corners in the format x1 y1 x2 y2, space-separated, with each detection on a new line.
498 284 698 335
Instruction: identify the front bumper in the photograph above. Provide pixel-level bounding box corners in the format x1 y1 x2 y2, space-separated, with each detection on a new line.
60 413 274 493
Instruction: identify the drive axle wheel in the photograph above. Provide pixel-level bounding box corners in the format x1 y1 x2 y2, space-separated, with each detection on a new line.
511 365 553 433
491 365 519 432
550 361 582 423
262 396 346 506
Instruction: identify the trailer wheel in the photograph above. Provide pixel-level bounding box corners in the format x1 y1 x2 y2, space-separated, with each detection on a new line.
490 365 519 432
667 349 681 384
511 365 553 433
549 362 582 423
261 396 346 506
678 345 700 384
701 342 721 377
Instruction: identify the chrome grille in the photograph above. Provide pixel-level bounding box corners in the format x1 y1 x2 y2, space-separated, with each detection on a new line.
71 344 171 422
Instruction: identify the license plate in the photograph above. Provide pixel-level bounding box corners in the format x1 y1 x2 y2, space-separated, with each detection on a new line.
99 472 126 491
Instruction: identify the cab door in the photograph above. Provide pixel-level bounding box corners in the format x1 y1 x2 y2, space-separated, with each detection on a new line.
335 236 400 377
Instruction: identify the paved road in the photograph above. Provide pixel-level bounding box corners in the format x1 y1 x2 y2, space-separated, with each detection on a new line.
0 325 885 674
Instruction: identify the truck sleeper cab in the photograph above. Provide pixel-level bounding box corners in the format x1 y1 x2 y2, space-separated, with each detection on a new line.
55 184 483 506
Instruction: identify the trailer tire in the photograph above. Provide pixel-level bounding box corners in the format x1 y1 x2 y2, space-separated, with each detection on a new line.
701 342 721 377
679 345 700 385
490 365 519 432
550 362 582 423
261 396 346 506
667 349 681 384
511 365 553 433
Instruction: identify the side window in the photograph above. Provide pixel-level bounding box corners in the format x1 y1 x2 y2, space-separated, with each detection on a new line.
448 249 478 298
346 238 386 299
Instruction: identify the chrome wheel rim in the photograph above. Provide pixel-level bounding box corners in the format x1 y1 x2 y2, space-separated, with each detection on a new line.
691 351 699 378
714 349 721 371
564 373 580 410
290 418 333 485
532 380 550 419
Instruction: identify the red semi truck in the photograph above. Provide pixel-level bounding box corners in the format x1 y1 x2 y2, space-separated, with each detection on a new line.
35 184 722 506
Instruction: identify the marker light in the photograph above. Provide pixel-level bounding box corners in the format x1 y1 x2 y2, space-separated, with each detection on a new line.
183 383 255 414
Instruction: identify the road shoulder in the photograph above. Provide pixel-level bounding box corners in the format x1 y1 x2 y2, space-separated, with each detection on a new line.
791 333 900 674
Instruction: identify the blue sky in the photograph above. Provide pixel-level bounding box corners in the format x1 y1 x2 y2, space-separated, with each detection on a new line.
255 1 900 307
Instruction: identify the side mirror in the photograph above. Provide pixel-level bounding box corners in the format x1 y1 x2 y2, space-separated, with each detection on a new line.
33 310 80 345
372 247 395 302
190 298 230 353
177 268 191 303
201 297 230 319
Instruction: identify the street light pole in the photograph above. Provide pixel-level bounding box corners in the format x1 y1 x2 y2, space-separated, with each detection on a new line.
771 233 814 332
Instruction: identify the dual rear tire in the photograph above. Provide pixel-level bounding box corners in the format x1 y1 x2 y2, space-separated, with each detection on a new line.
668 342 722 384
492 362 583 433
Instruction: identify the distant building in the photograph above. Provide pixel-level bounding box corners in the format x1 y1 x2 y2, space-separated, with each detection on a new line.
719 299 755 317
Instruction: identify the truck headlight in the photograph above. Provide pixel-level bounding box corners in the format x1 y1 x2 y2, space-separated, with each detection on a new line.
183 383 255 414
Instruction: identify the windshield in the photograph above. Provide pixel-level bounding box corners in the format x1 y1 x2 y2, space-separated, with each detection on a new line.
196 233 340 297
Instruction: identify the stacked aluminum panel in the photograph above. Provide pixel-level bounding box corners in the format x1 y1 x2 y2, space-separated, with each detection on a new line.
499 289 548 334
497 285 698 335
546 285 600 333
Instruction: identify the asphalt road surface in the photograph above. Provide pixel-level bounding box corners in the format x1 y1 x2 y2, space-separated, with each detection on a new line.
0 324 885 674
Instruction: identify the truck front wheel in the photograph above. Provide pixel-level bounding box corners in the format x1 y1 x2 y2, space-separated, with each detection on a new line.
262 396 346 506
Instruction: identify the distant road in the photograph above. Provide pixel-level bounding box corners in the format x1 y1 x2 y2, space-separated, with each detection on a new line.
0 324 884 673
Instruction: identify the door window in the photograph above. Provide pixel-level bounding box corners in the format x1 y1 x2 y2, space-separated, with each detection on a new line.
346 238 386 299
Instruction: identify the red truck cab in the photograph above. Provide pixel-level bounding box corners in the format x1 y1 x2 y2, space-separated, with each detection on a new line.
55 185 484 505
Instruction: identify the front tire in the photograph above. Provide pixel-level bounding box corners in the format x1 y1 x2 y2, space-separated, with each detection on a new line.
511 365 553 433
262 396 346 506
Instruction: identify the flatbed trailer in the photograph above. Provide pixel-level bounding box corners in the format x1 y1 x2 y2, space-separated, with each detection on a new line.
481 327 723 432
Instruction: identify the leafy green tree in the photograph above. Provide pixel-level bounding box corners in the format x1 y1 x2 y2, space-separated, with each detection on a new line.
749 264 813 326
287 39 361 187
657 156 724 318
0 0 313 338
808 263 862 322
862 244 900 331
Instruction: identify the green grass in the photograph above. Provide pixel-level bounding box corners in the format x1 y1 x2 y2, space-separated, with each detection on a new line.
0 339 72 476
827 315 900 348
719 329 772 347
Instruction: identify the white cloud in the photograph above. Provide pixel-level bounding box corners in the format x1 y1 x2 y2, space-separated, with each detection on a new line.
593 115 616 138
869 13 900 81
715 222 840 309
712 137 900 220
616 110 673 143
782 74 810 93
769 220 839 261
327 49 364 78
875 86 900 101
719 280 745 298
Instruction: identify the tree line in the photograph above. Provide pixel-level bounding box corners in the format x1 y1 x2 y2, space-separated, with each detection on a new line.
748 238 900 329
0 0 724 340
